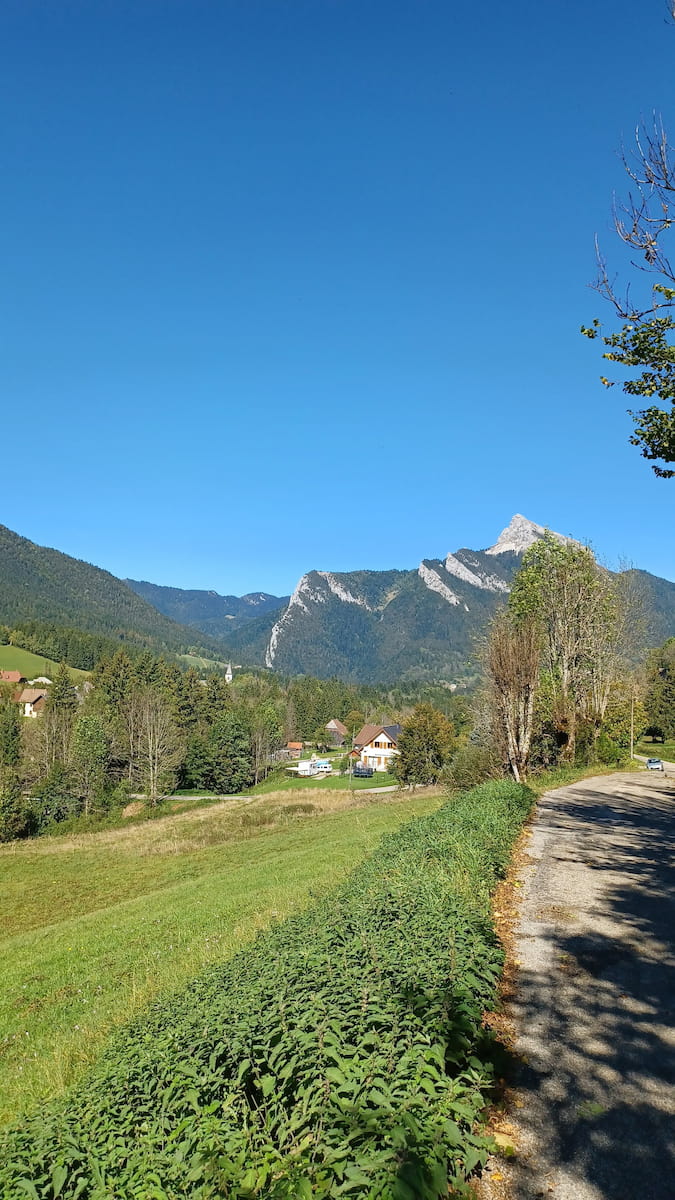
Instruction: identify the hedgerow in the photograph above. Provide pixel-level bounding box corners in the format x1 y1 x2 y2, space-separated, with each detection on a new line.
0 779 533 1200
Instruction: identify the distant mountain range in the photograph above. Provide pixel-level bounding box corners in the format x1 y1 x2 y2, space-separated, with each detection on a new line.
0 524 226 658
125 580 289 640
2 516 674 683
246 516 565 683
130 514 675 684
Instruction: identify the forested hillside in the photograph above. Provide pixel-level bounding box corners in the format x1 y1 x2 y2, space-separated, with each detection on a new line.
3 519 675 686
126 579 288 638
0 525 222 657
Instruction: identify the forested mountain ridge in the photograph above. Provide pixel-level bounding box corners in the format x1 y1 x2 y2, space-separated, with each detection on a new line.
0 524 223 657
126 579 289 639
2 517 674 685
259 551 521 684
253 516 675 684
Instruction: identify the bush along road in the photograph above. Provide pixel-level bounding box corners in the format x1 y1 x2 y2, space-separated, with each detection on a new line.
0 780 534 1200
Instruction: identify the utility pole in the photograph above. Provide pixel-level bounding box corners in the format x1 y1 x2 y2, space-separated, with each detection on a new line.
348 733 354 795
630 684 635 761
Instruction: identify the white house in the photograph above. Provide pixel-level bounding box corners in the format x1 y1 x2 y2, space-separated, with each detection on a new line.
353 723 401 772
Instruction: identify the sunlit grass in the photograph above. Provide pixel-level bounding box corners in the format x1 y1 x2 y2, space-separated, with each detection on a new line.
635 739 675 761
0 788 441 1126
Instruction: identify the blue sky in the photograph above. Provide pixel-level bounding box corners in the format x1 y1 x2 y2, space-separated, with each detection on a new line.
2 0 673 594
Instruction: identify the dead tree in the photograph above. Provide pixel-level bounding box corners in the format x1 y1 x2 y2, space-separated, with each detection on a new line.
486 613 541 783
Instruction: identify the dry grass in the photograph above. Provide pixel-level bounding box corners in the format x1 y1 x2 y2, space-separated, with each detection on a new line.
0 785 442 860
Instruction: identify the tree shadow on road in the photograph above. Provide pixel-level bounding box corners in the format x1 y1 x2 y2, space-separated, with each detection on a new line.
504 774 675 1198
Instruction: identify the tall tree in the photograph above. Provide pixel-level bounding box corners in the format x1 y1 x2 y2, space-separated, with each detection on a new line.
394 703 455 787
645 638 675 739
207 712 252 794
71 715 110 816
136 689 182 804
583 119 675 476
485 612 540 783
250 701 284 784
0 699 21 769
509 536 621 761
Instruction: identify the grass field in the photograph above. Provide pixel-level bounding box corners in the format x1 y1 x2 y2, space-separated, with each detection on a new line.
0 645 88 681
246 768 399 794
636 739 675 761
0 787 441 1127
177 652 228 670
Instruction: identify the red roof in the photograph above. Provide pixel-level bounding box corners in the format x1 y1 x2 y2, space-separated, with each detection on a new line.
0 670 24 683
287 742 303 751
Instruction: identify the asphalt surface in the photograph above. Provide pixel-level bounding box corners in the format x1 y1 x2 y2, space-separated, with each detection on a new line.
491 770 675 1200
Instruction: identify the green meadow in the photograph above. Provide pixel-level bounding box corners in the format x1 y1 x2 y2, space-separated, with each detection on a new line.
0 644 88 681
635 738 675 762
0 788 441 1127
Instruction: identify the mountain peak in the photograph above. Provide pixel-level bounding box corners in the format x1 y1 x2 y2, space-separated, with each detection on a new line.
485 514 570 557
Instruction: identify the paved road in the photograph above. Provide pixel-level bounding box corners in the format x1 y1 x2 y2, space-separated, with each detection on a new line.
488 770 675 1200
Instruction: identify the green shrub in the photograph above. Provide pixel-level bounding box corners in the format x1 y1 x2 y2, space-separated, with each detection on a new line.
0 780 38 842
0 779 534 1199
595 732 627 766
442 743 501 791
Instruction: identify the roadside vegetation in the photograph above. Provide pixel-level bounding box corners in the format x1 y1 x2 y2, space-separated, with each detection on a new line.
0 788 441 1128
635 738 675 760
0 779 533 1198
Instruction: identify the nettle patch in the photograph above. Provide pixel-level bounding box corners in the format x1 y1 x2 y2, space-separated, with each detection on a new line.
0 780 533 1199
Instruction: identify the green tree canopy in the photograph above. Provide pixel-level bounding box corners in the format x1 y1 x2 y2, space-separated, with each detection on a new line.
583 119 675 477
394 703 455 787
645 638 675 739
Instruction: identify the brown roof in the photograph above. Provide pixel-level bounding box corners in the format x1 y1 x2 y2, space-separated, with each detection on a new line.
354 723 401 749
326 718 348 735
353 723 383 749
287 741 303 751
17 688 48 704
0 670 24 683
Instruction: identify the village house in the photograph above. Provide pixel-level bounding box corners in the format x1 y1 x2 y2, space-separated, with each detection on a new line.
353 723 401 772
0 670 26 685
15 688 49 718
325 718 348 747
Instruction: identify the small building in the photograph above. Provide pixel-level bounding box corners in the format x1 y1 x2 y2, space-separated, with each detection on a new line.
325 718 348 747
286 742 303 758
0 670 26 685
16 688 48 718
353 723 402 772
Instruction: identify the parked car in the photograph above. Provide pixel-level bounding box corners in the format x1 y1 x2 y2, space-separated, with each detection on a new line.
352 765 374 778
646 758 664 771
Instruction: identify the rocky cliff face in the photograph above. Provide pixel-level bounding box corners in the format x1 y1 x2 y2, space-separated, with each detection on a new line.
259 516 557 684
127 514 675 684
